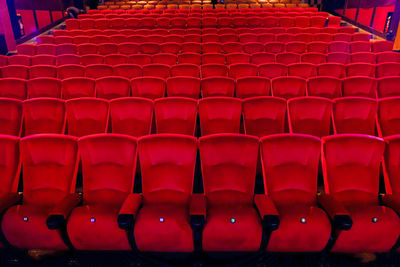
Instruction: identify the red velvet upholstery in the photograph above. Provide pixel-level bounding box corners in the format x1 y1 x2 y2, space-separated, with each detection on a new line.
166 77 201 99
260 134 331 252
333 97 377 135
318 63 346 78
154 97 197 136
23 98 66 135
321 134 400 253
110 97 153 137
0 78 27 100
242 96 286 137
236 76 270 99
131 77 166 99
134 134 197 252
378 97 400 137
95 77 131 100
272 77 306 100
201 77 235 98
2 135 79 250
67 134 137 250
288 97 333 137
0 98 23 137
342 77 377 99
378 77 400 98
198 97 241 136
65 98 109 137
27 78 62 99
62 78 95 100
199 134 262 252
307 77 341 99
287 63 317 79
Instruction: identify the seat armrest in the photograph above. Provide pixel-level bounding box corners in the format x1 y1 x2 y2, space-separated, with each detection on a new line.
190 193 206 230
318 194 352 230
118 193 142 230
254 194 280 231
47 193 82 230
381 194 400 213
0 192 21 214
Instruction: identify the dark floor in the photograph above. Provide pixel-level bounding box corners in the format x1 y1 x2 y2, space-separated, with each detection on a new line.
1 249 400 267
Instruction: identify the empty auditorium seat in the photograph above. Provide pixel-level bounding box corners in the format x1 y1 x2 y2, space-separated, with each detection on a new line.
228 63 258 79
198 134 264 251
65 98 109 137
333 97 377 135
236 76 270 99
1 65 29 79
346 63 375 77
378 97 400 137
376 63 400 78
129 134 197 252
86 64 114 79
154 97 197 135
0 78 27 100
95 76 131 100
317 63 346 78
201 64 229 78
287 63 317 79
166 77 200 99
272 77 306 99
198 97 241 136
377 77 400 98
342 77 377 99
67 134 137 250
23 98 66 135
261 134 331 252
307 77 341 99
109 97 153 137
319 134 400 253
242 96 286 137
131 77 165 99
201 77 235 98
170 64 200 78
0 98 22 136
2 135 80 250
62 78 96 99
288 97 333 137
259 63 288 79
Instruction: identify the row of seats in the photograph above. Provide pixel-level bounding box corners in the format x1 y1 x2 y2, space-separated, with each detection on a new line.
88 7 318 14
37 33 373 45
4 52 400 67
1 63 399 80
65 16 338 30
1 75 399 100
15 41 394 56
2 95 400 138
1 133 400 252
53 26 357 36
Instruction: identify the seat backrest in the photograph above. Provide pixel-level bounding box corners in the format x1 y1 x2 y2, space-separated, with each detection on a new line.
199 134 259 206
0 98 22 136
27 78 61 99
384 136 400 194
0 135 20 194
65 98 109 137
131 77 165 99
322 134 384 204
20 134 79 206
154 97 197 136
378 97 400 137
95 76 130 100
62 77 95 99
0 78 27 100
333 97 377 135
236 76 271 99
198 97 242 136
342 77 377 99
23 98 66 136
243 96 286 137
138 134 197 205
110 97 153 137
261 134 320 206
166 76 200 99
288 96 333 137
272 77 307 100
79 134 137 206
201 77 235 98
307 77 341 99
378 77 400 98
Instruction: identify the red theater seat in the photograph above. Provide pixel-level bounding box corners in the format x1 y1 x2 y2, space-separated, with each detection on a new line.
243 96 286 137
57 65 86 80
23 98 66 135
154 97 197 135
378 77 400 98
85 64 114 79
95 77 131 100
251 53 275 65
333 97 377 135
201 77 235 98
228 63 258 79
378 97 400 137
350 52 376 64
104 55 128 66
80 55 104 66
131 77 165 99
372 41 394 53
166 77 200 99
272 77 306 100
319 135 400 253
130 134 197 252
65 98 109 137
0 98 22 136
346 63 375 77
109 97 153 137
1 66 29 79
29 65 57 79
342 77 377 99
287 63 317 79
376 63 400 78
288 97 333 137
259 63 288 79
226 53 250 65
1 135 80 250
199 134 263 252
32 55 56 66
317 63 346 78
27 78 61 98
152 53 177 66
178 53 201 65
8 55 31 66
198 97 241 136
201 64 228 78
62 78 95 99
171 64 200 78
67 134 137 250
261 134 331 252
236 76 270 99
0 78 27 100
142 64 171 79
307 77 341 99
